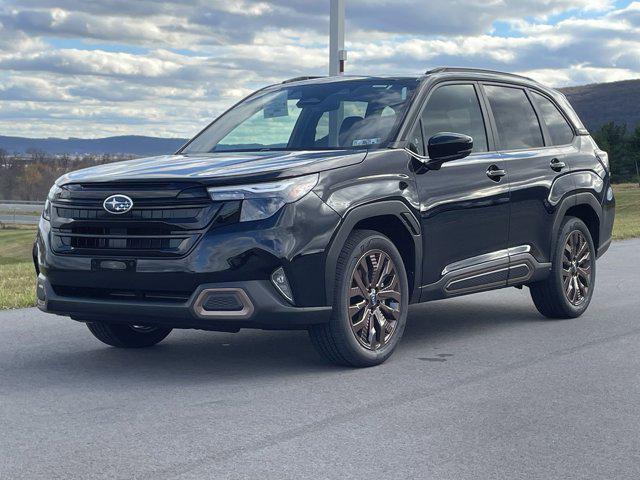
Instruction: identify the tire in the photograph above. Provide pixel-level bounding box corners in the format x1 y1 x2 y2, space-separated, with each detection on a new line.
309 230 409 367
86 322 172 348
530 217 596 319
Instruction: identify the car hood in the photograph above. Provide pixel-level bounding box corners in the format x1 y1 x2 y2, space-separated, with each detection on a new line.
57 150 367 186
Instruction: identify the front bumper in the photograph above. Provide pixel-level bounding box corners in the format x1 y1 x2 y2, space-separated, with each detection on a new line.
36 274 331 331
34 191 340 330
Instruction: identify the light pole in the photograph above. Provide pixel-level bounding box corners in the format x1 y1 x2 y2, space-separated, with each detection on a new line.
329 0 346 146
329 0 346 75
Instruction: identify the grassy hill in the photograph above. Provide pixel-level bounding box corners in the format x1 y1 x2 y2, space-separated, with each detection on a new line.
0 135 188 156
560 79 640 132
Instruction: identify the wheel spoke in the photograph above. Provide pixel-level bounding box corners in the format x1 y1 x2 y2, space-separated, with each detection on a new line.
378 289 401 302
572 276 580 302
564 241 573 257
578 252 591 265
375 256 394 289
379 302 400 321
373 309 387 346
565 277 573 300
368 319 377 349
577 266 591 281
348 299 367 318
370 253 387 288
351 309 370 335
577 275 589 295
576 240 588 259
353 264 369 297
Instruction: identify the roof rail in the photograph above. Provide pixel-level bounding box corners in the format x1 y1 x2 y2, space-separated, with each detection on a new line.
424 67 535 82
281 76 324 84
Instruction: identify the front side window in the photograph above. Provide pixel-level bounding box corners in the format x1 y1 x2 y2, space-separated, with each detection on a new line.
421 84 488 153
182 79 419 154
484 85 544 150
530 91 575 146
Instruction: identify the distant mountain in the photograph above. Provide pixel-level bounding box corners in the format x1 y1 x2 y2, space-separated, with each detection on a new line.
1 78 639 156
560 79 640 132
0 135 188 156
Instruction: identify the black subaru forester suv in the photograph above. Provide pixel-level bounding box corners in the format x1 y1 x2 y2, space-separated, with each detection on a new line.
35 68 615 367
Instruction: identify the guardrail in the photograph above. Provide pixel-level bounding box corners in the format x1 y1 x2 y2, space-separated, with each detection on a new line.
0 201 43 226
0 200 45 206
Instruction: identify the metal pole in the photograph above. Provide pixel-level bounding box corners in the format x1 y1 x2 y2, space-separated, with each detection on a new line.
329 0 346 147
329 0 346 76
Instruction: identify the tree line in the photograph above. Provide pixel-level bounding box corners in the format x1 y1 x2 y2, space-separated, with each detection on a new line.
591 122 640 183
0 125 638 201
0 149 134 201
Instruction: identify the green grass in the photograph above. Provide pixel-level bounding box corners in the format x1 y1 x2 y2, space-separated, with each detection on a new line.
0 184 638 311
0 226 37 310
611 184 640 240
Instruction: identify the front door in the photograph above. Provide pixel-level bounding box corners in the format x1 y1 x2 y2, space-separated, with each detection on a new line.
412 83 511 297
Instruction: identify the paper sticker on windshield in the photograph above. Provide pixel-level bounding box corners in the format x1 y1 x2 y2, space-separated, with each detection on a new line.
264 92 289 119
352 138 381 147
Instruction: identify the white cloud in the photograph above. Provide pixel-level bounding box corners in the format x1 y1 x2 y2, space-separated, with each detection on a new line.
0 0 638 138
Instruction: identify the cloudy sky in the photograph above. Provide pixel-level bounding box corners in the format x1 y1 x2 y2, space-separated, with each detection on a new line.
0 0 639 139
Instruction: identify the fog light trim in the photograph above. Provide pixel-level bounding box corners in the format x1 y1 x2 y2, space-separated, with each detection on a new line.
271 267 294 304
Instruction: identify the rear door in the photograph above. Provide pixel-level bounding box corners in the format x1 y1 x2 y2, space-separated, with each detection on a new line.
412 82 511 294
481 83 575 265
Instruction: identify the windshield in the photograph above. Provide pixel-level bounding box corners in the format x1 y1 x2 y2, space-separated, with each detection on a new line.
181 78 419 154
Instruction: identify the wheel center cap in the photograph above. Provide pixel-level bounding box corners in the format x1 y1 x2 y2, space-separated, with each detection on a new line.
369 289 378 305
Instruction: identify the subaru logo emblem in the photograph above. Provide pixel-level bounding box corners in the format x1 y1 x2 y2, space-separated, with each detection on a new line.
103 194 133 214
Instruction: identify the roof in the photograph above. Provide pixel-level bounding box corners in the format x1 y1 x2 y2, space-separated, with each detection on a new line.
280 68 546 89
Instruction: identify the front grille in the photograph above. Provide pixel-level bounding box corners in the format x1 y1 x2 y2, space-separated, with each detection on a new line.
49 182 240 257
53 285 193 303
56 206 202 221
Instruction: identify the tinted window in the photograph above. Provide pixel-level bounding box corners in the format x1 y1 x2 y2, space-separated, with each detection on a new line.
531 91 574 145
421 84 488 153
484 85 544 150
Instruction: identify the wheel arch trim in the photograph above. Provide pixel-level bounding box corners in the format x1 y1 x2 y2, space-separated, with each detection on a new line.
324 200 422 305
550 191 602 255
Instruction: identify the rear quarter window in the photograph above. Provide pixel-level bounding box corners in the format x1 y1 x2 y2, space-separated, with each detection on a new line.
530 91 575 146
484 85 544 150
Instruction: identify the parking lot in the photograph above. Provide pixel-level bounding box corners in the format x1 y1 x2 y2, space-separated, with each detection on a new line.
1 239 639 479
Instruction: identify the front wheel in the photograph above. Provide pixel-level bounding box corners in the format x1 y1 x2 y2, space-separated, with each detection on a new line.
530 217 596 319
309 230 409 367
86 322 172 348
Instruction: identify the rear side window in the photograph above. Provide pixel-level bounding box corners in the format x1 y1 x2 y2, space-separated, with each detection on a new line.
421 84 488 153
484 85 544 150
530 91 575 145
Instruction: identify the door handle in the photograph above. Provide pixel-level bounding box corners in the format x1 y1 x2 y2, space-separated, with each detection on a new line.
486 165 506 181
550 158 566 171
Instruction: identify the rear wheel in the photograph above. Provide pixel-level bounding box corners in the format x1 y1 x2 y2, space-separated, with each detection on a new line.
530 217 595 319
309 230 409 367
86 322 172 348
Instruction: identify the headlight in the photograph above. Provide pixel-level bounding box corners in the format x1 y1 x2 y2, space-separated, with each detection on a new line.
42 184 63 220
207 173 319 222
42 199 51 220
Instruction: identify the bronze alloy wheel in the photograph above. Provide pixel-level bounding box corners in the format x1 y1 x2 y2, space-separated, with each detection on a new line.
348 249 402 350
562 230 592 306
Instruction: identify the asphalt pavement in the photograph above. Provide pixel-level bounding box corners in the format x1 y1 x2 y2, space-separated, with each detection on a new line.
1 239 639 479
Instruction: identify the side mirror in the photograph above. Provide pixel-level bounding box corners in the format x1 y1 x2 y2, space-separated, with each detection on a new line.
427 132 473 164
